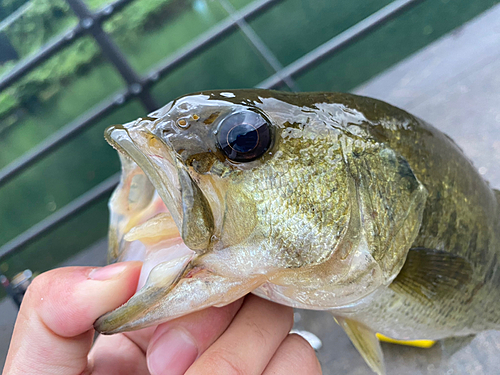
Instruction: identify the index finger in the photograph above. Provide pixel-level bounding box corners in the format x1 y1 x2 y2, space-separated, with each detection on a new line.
3 262 141 375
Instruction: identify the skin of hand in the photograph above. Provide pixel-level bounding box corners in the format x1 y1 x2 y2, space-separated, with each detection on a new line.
2 262 322 375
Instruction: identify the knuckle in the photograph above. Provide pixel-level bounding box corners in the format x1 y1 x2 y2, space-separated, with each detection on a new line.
215 299 243 325
23 268 83 337
251 295 294 332
269 301 294 332
288 333 313 351
247 320 270 345
24 269 68 309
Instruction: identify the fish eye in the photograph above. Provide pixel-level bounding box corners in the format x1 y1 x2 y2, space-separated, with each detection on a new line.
216 110 271 162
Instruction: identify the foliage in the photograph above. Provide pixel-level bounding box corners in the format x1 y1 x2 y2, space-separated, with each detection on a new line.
0 88 18 118
0 0 78 120
103 0 191 44
2 0 76 58
14 38 100 106
0 0 29 22
0 0 192 124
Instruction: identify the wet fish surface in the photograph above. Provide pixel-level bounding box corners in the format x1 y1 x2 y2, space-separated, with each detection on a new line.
94 90 500 374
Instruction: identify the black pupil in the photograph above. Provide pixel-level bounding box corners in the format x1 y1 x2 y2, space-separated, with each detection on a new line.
216 110 271 162
227 124 258 153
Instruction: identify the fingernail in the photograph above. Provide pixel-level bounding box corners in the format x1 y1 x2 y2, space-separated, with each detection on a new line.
148 328 198 375
89 263 128 281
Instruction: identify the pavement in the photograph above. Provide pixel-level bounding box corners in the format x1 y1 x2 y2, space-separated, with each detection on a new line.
2 3 500 373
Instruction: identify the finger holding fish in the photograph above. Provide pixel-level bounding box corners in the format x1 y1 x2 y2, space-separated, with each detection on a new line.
93 292 319 375
4 261 316 375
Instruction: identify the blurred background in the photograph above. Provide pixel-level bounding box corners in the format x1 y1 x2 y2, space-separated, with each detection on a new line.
1 0 500 373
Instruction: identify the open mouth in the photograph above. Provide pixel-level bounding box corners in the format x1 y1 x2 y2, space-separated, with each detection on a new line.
105 122 197 292
95 118 250 334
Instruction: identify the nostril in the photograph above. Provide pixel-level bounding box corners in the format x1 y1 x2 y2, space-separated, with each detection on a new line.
177 118 189 128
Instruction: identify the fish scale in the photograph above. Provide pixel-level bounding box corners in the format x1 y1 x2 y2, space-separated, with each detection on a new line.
95 90 500 375
247 143 349 269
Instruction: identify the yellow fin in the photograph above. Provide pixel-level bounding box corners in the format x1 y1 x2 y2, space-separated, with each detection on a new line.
335 316 386 375
376 333 436 348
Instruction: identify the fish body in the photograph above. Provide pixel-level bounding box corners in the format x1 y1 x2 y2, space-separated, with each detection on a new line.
95 90 500 374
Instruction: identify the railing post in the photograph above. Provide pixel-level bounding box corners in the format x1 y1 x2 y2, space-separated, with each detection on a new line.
65 0 158 112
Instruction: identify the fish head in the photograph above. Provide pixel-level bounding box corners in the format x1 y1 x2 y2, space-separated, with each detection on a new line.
95 90 427 333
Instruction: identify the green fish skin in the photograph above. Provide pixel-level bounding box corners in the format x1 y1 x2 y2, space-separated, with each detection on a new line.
95 90 500 374
325 92 500 338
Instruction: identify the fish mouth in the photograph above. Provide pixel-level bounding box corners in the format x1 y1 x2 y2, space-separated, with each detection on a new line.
103 119 213 301
106 121 184 229
96 115 258 335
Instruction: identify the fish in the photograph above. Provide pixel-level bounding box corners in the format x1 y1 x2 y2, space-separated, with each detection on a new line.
94 90 500 375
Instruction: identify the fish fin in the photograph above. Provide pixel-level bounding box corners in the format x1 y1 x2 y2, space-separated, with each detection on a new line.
389 247 473 304
376 333 436 348
335 316 386 375
440 334 475 357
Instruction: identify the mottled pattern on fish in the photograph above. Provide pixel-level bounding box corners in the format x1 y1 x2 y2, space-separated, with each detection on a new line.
96 90 500 374
331 95 500 339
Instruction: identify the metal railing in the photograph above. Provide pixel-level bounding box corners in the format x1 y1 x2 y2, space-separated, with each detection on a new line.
0 0 423 307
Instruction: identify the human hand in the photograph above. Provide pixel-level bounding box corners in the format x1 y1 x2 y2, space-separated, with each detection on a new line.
3 262 322 375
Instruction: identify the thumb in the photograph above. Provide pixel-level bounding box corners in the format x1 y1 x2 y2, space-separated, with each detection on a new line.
3 262 141 375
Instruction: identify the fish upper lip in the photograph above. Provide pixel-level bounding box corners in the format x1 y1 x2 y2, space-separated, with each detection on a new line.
106 124 184 230
106 124 201 293
105 120 217 252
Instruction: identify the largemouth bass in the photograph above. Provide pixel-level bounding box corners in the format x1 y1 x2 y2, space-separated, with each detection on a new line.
94 90 500 374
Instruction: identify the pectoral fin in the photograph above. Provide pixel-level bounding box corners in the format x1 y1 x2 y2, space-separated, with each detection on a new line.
335 316 386 375
389 247 473 304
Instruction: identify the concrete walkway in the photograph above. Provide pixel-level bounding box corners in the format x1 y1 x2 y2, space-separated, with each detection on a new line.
2 3 500 373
